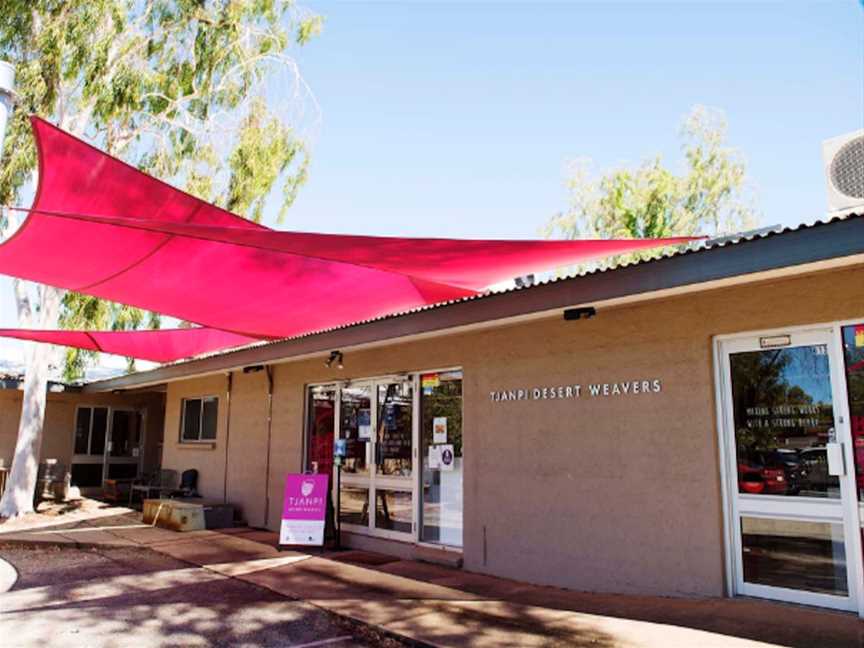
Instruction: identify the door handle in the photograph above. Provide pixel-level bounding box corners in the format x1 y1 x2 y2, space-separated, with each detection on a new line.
826 442 846 477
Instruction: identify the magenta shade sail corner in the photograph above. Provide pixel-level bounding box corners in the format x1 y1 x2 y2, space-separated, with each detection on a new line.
0 327 258 363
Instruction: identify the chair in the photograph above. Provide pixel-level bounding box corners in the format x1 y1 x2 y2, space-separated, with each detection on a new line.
169 469 199 498
103 477 136 503
129 469 177 506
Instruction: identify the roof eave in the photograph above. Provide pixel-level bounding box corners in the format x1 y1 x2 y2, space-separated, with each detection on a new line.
82 213 864 393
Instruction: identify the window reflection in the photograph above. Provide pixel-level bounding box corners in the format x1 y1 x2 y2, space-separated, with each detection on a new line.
340 386 372 474
741 517 848 595
306 386 335 475
377 382 413 477
339 487 368 526
375 489 412 533
74 408 91 455
730 345 839 498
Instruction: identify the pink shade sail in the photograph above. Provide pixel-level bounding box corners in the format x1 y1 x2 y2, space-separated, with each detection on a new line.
0 327 258 363
0 117 699 342
22 209 698 293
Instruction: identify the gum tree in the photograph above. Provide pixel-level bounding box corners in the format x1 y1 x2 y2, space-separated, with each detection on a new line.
543 105 759 269
0 0 320 517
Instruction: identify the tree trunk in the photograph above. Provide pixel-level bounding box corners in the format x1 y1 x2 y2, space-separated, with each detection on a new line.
0 285 61 517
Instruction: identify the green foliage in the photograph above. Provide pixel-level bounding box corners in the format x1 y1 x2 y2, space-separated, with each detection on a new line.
58 292 163 380
226 97 308 223
543 105 759 268
0 1 320 378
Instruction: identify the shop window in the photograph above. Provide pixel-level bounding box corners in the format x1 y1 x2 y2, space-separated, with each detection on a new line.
419 370 463 547
180 396 218 442
73 406 109 456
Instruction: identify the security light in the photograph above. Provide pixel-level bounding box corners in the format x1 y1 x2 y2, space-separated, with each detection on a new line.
563 307 596 321
325 350 344 370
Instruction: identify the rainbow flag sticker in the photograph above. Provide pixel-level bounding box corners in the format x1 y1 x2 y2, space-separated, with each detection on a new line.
856 326 864 348
421 373 440 394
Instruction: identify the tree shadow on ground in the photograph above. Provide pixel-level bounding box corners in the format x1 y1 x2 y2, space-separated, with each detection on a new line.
315 549 862 648
0 546 389 648
0 544 619 648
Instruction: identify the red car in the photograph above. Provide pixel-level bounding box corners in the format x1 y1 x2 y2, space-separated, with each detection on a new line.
738 461 787 495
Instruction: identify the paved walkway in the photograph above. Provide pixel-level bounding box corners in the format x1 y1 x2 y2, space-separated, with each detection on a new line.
1 511 862 647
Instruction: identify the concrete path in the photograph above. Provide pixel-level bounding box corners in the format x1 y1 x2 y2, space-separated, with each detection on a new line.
2 512 862 647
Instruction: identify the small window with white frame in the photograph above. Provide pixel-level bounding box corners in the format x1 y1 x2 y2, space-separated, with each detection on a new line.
180 396 218 442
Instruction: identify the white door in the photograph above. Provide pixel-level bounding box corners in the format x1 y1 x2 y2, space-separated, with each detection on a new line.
337 378 416 540
718 328 862 611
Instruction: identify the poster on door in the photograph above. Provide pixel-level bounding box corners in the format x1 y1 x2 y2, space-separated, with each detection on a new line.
439 444 455 471
433 417 448 443
279 474 329 546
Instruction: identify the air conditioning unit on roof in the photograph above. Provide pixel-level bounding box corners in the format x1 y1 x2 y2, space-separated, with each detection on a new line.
822 130 864 215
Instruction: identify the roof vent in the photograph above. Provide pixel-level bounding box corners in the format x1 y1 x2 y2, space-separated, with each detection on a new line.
823 130 864 215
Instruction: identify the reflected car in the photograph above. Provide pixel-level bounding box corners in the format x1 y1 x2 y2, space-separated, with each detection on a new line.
737 450 801 495
737 464 765 494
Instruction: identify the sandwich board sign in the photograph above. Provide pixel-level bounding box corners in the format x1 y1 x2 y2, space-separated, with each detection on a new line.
280 474 329 546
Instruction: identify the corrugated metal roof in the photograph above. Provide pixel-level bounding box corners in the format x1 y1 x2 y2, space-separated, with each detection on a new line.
158 211 862 368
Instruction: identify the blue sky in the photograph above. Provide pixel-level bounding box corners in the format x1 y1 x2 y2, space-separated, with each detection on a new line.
0 1 862 368
285 1 863 238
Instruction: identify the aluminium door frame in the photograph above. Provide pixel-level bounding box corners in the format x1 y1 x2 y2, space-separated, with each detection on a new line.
334 376 417 541
714 319 864 616
309 366 462 546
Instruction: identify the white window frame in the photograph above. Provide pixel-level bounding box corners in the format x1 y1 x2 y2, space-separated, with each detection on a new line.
179 395 219 443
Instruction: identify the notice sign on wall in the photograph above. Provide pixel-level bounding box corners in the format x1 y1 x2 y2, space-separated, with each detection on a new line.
279 474 329 546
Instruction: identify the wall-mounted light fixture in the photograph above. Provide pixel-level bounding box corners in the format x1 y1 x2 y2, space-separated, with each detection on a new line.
325 350 344 370
563 306 596 321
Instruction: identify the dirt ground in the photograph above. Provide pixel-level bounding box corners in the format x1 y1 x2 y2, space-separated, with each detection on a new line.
0 543 406 648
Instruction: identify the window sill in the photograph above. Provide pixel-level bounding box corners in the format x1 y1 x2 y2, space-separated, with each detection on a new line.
177 442 217 450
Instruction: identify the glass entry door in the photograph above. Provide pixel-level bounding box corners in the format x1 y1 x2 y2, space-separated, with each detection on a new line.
72 406 143 488
105 409 143 480
337 378 416 539
719 329 862 611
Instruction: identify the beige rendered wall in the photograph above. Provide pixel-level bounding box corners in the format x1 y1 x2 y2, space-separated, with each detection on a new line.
162 374 231 500
159 263 864 598
0 389 165 473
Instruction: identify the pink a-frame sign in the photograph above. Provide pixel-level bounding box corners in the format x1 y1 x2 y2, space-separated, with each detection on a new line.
279 474 329 546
